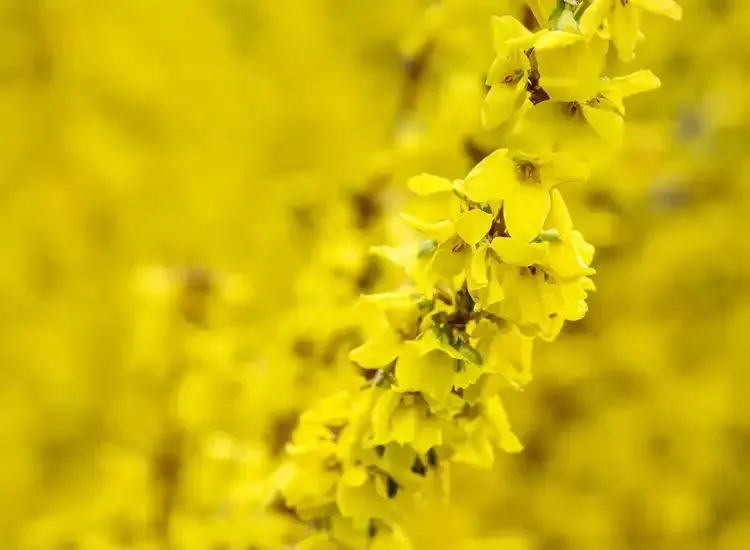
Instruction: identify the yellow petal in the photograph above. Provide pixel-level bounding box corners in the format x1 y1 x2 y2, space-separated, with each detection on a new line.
581 277 597 292
607 70 661 98
491 16 531 50
463 149 518 202
400 213 455 241
468 244 489 292
538 154 591 187
579 0 611 38
486 269 505 305
429 238 470 280
610 2 640 62
486 42 530 86
571 230 595 266
407 173 454 196
490 237 549 266
372 390 400 442
547 242 596 279
538 76 594 103
343 466 369 487
412 418 443 455
349 333 401 369
482 83 525 129
534 30 585 50
451 420 495 469
631 0 682 20
411 330 464 361
547 188 573 234
455 209 493 246
483 395 523 453
396 347 455 401
484 327 534 387
453 361 483 389
336 476 390 523
506 29 548 51
391 407 419 445
503 186 551 243
408 329 442 357
582 105 624 149
535 34 606 103
508 101 572 157
560 281 590 321
486 57 513 86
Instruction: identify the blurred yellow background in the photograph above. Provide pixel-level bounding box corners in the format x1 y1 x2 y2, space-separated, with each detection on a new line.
1 0 748 549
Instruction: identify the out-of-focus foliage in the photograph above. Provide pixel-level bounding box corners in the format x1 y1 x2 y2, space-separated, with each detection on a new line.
2 0 749 549
0 1 424 547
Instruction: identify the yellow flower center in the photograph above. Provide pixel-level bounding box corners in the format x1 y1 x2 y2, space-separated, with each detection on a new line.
503 69 525 85
515 161 540 184
565 101 581 117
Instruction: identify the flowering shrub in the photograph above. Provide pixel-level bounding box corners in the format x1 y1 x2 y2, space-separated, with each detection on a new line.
21 1 750 550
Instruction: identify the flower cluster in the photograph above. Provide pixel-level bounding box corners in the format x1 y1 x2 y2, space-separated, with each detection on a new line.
273 1 681 547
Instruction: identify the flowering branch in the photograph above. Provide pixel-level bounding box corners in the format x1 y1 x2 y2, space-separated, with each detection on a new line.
271 1 682 547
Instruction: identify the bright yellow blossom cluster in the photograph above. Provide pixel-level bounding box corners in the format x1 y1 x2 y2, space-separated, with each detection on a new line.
272 1 682 547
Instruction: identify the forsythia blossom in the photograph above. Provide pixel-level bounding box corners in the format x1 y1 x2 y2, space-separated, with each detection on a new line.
271 0 681 547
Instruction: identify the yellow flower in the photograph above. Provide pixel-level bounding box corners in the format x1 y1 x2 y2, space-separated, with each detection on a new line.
471 320 534 389
537 275 594 340
533 31 609 103
336 464 395 527
477 259 592 340
403 177 493 239
370 388 446 454
395 331 482 402
280 393 355 516
400 173 495 289
582 70 662 148
490 236 550 266
446 394 522 469
466 243 506 311
482 16 536 130
515 69 660 155
466 236 548 311
370 243 433 296
597 70 662 117
579 0 683 62
463 148 590 242
400 174 461 241
348 292 422 369
540 189 596 279
488 264 545 329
